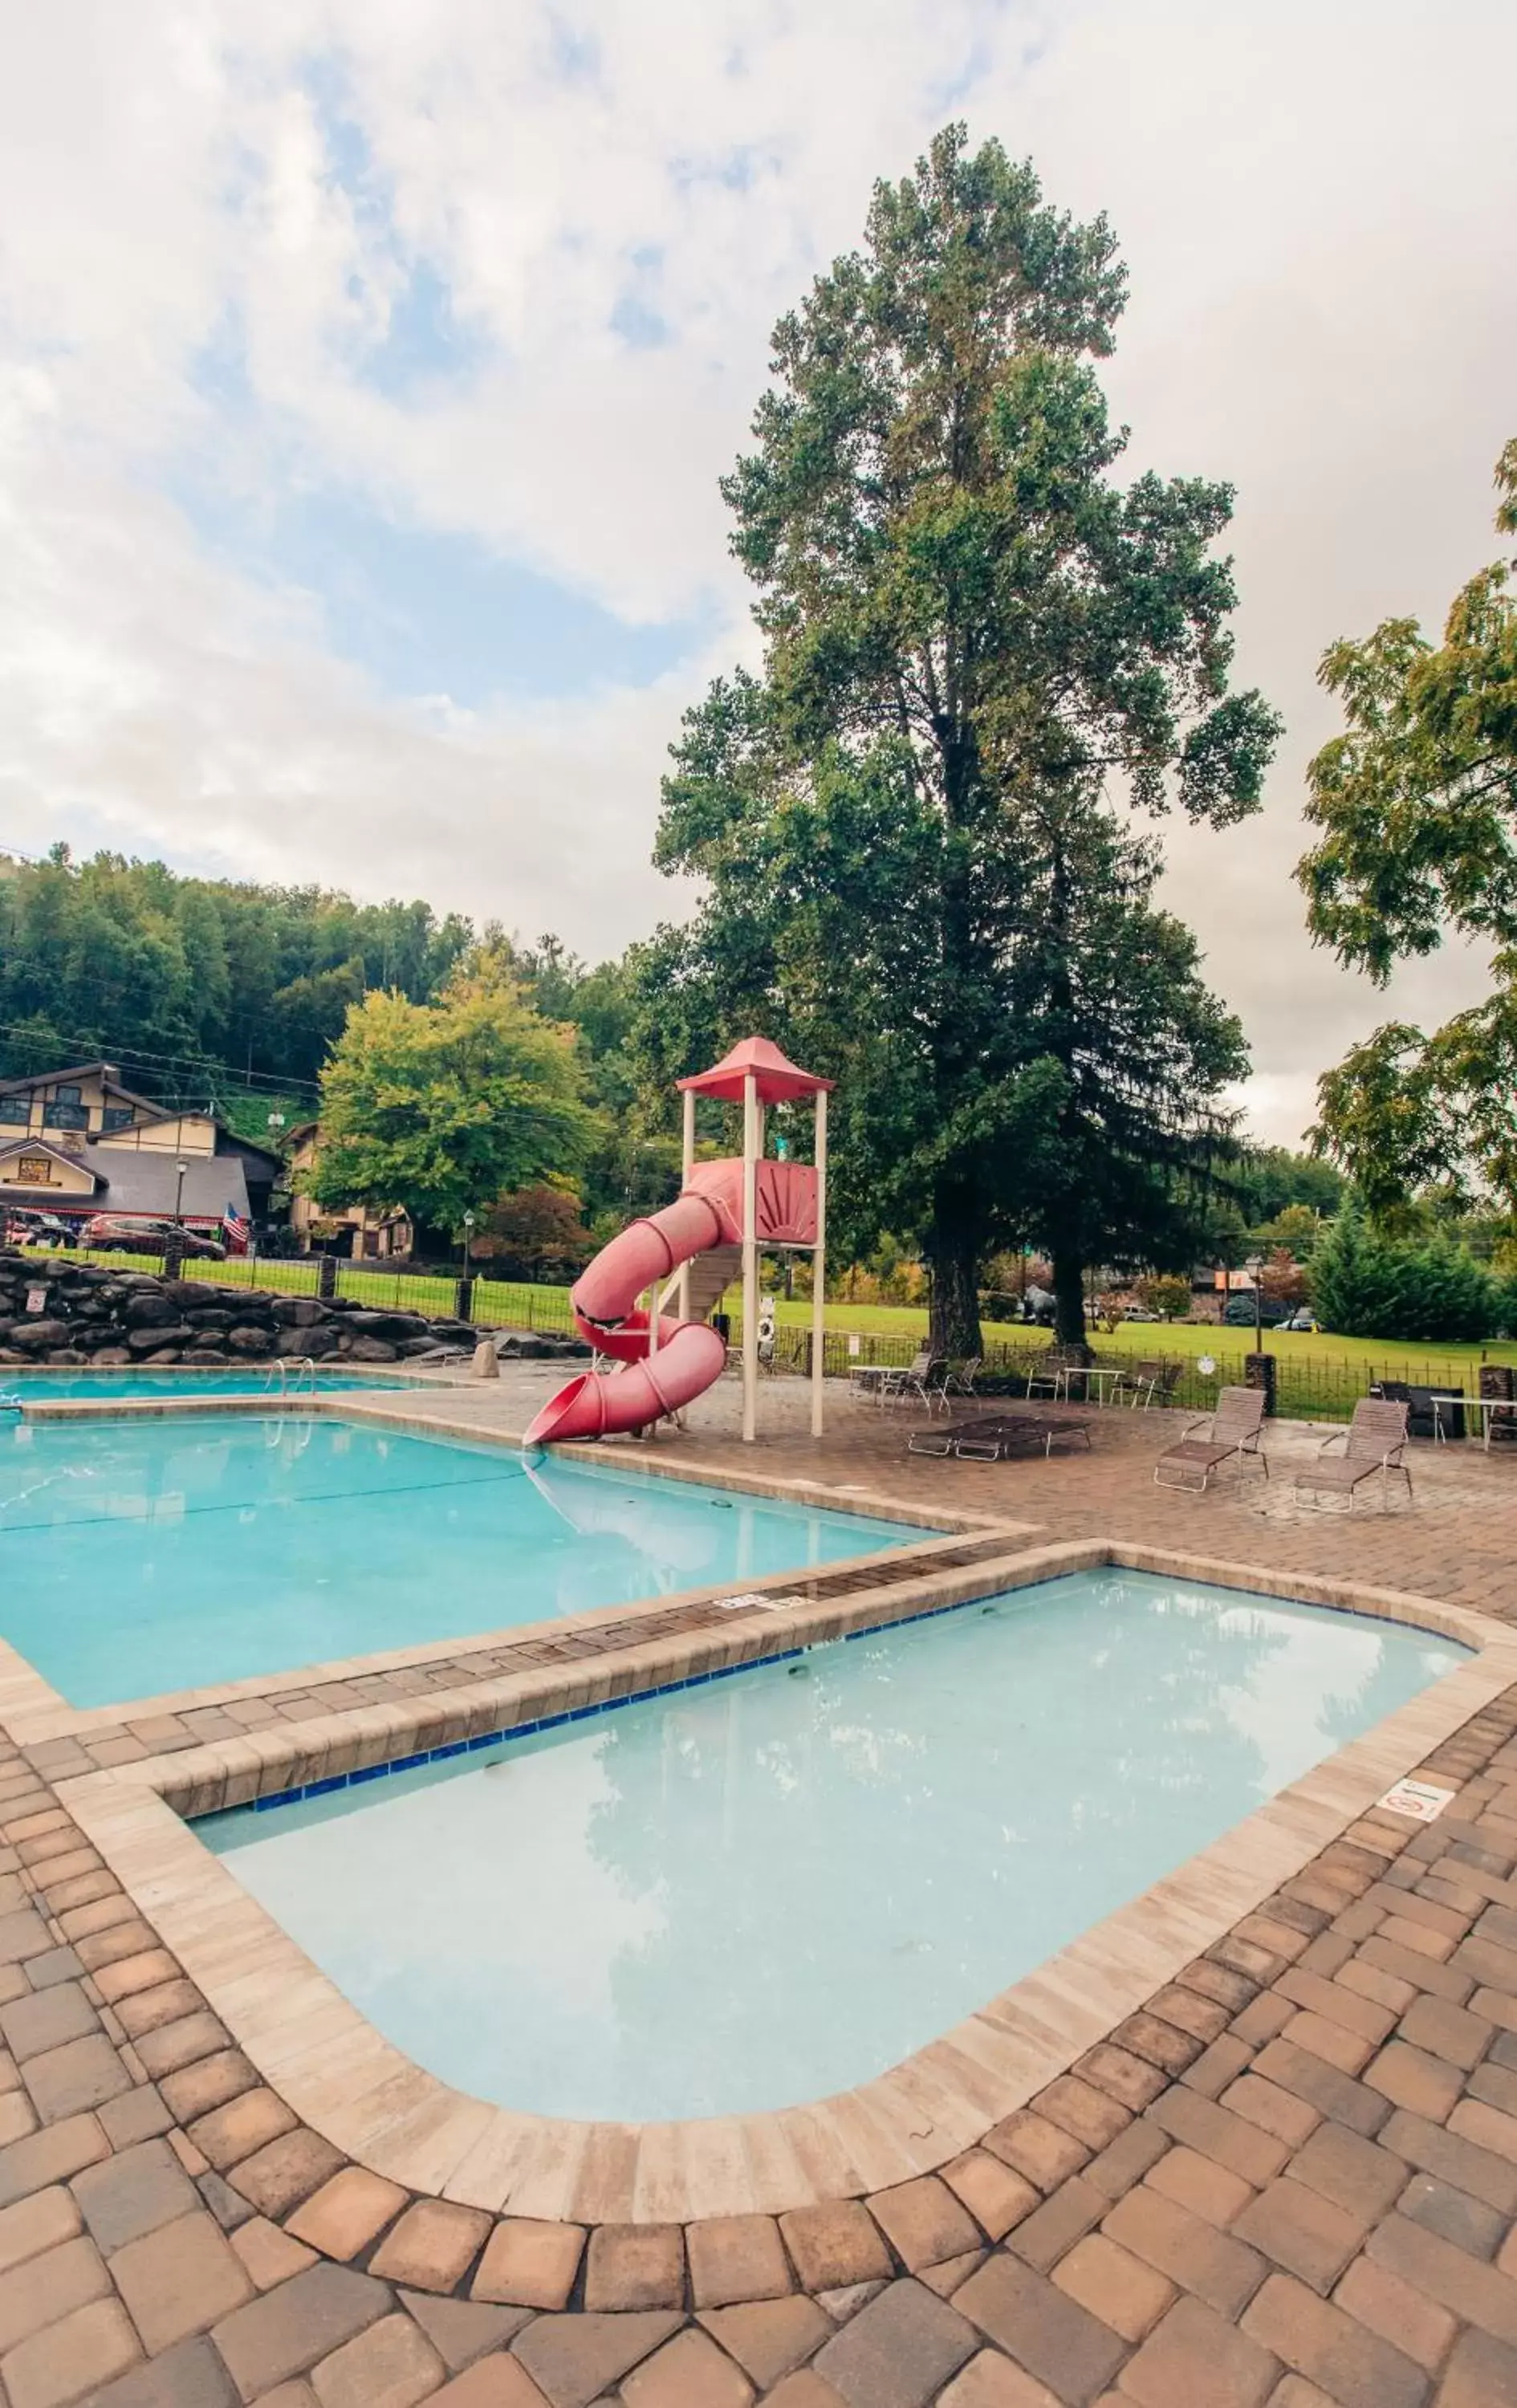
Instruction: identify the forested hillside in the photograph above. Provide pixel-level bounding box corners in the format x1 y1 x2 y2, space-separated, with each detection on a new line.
0 845 474 1130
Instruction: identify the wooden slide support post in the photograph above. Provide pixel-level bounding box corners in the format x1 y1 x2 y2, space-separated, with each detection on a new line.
677 1085 695 1325
811 1085 827 1439
742 1068 759 1443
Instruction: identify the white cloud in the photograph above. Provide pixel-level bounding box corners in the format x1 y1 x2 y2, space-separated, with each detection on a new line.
0 0 1514 1143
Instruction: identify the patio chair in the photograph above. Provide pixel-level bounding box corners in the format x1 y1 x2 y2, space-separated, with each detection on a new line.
850 1346 927 1403
877 1350 946 1411
1115 1357 1180 1410
1027 1347 1085 1402
1153 1385 1267 1493
942 1355 983 1400
1294 1397 1413 1512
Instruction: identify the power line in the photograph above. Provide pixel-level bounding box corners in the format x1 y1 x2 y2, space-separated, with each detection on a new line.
0 1017 322 1100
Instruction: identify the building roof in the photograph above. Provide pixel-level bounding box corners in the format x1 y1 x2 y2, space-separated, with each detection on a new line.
0 1060 165 1117
677 1035 833 1105
0 1145 250 1222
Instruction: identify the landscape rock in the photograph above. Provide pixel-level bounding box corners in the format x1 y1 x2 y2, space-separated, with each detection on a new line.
0 1254 577 1367
126 1325 195 1353
226 1328 275 1357
7 1320 71 1350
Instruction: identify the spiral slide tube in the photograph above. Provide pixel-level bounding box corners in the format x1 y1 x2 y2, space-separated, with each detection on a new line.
523 1193 732 1444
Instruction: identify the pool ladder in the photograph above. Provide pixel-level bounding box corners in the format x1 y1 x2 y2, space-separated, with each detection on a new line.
262 1358 318 1398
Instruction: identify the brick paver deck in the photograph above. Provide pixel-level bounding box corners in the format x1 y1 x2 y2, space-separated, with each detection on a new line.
3 1379 1517 2401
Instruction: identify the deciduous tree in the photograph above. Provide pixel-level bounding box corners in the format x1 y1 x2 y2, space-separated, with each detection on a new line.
1300 439 1517 1214
306 958 592 1246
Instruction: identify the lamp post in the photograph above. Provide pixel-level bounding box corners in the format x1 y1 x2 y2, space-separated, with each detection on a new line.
1246 1252 1263 1348
462 1210 475 1280
173 1160 189 1228
266 1111 286 1143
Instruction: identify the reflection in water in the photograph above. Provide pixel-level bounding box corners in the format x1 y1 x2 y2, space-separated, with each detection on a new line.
207 1569 1464 2121
0 1418 916 1706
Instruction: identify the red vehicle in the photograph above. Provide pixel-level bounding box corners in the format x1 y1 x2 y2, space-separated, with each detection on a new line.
81 1215 226 1260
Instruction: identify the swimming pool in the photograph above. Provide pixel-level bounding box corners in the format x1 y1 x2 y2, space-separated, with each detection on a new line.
202 1568 1463 2122
0 1416 921 1706
0 1371 433 1403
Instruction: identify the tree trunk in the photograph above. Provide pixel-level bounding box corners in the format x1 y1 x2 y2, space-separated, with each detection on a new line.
1052 1246 1088 1352
927 1224 984 1361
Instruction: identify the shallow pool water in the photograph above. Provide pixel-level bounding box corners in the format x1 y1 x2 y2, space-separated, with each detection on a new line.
0 1371 431 1402
0 1416 919 1706
202 1569 1463 2121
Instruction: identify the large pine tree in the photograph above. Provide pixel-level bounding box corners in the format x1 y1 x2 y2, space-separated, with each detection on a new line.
647 127 1278 1351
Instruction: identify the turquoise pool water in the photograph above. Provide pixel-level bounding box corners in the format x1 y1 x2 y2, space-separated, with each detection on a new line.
0 1372 431 1402
203 1570 1464 2121
0 1417 919 1706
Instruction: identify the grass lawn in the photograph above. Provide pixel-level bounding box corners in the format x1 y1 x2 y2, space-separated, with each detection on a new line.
761 1292 1517 1372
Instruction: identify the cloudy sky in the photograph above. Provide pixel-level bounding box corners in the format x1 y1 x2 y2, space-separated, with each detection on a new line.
2 0 1513 1141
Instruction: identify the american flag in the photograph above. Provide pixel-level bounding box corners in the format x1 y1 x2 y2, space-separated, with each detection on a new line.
222 1203 250 1255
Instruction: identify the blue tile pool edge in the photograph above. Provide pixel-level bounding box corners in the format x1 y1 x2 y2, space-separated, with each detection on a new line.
192 1570 1472 1831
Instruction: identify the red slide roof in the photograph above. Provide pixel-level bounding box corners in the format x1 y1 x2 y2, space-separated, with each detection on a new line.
676 1035 832 1104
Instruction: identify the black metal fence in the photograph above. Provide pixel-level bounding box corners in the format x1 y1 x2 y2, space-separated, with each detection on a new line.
735 1322 1511 1423
47 1249 1513 1422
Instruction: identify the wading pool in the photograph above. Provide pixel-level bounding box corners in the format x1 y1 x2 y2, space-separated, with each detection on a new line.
201 1565 1465 2121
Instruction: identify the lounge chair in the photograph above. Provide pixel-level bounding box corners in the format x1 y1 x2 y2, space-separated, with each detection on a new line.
1153 1385 1267 1492
1294 1397 1413 1511
908 1413 1092 1462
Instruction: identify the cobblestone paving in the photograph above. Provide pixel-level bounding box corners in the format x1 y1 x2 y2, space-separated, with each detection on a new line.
4 1392 1517 2401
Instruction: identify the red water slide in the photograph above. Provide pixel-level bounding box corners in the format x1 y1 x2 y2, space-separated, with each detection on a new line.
522 1192 732 1445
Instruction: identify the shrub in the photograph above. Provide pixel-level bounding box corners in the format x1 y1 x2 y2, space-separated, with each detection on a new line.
1311 1204 1499 1341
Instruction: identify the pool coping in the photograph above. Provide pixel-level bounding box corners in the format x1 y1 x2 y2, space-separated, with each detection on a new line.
53 1533 1517 2225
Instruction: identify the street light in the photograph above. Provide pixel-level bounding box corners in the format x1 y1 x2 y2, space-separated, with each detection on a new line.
173 1160 189 1228
462 1210 475 1282
1246 1251 1263 1348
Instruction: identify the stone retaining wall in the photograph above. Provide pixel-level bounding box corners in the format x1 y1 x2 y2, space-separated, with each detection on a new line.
0 1253 588 1369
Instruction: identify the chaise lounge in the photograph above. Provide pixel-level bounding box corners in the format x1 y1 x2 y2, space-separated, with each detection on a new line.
1293 1397 1413 1511
1153 1385 1267 1492
909 1412 1092 1462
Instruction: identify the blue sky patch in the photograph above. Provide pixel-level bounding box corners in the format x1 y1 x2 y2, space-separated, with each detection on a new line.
171 467 713 708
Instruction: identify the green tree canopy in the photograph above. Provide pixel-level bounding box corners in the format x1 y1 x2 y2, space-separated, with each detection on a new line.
0 847 473 1110
1299 439 1517 1215
645 126 1276 1350
306 957 593 1243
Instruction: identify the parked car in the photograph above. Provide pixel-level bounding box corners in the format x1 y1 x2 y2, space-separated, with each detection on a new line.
4 1210 77 1248
1275 1310 1318 1332
1221 1294 1293 1328
81 1215 226 1260
1121 1305 1161 1322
